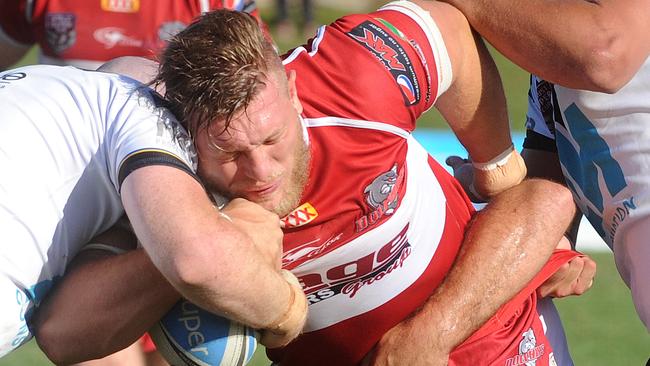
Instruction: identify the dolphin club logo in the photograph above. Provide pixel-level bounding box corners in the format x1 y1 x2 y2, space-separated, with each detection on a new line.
347 21 420 106
355 164 404 232
44 13 76 54
297 224 412 305
505 328 545 366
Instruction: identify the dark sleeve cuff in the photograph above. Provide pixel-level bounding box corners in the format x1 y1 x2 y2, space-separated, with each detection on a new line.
522 130 557 153
118 150 202 193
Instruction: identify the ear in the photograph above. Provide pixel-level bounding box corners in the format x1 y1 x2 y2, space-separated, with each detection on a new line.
286 70 303 114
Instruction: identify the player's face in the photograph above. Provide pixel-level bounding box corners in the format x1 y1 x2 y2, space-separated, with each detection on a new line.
195 71 310 217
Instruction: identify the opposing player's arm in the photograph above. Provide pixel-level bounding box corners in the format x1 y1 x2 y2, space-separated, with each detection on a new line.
32 225 179 364
120 165 305 347
367 179 576 365
521 146 597 298
415 0 525 198
438 0 650 92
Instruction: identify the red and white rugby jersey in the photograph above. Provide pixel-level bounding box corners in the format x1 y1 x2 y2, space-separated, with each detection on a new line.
269 2 470 365
0 0 259 69
268 3 582 365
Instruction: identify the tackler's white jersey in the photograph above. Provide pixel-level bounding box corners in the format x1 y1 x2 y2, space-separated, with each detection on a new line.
0 65 196 354
525 57 650 329
552 59 650 251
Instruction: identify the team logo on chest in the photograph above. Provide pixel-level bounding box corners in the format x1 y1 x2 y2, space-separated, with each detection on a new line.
44 13 76 54
355 164 404 232
282 202 318 228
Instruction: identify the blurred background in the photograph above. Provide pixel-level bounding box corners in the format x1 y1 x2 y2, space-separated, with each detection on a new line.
1 1 647 365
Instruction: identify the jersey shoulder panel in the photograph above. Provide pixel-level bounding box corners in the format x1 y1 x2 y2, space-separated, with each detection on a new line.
283 2 449 132
525 74 562 140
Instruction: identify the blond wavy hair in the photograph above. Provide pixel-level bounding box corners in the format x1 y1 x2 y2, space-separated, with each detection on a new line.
155 9 281 136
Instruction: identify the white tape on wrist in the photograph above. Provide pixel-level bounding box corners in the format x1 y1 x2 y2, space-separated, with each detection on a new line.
472 145 515 171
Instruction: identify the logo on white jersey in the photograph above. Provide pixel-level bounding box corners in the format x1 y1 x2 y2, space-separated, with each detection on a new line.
0 72 27 89
505 328 545 366
282 232 342 267
44 13 76 54
299 224 411 305
94 27 143 49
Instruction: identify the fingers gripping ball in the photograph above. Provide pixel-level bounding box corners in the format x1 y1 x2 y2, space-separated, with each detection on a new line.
472 146 527 198
149 299 258 366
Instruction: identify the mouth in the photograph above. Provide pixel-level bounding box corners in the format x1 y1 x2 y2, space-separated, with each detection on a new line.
242 179 281 199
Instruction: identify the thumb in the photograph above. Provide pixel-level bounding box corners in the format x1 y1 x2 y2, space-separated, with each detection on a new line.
445 155 467 169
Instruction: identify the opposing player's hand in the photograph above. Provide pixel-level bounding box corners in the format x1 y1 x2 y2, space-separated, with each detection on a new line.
538 237 597 298
361 318 449 366
220 198 284 269
445 155 485 203
259 270 308 348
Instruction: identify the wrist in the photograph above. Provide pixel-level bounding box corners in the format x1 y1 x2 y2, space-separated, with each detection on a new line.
472 148 526 198
260 270 308 348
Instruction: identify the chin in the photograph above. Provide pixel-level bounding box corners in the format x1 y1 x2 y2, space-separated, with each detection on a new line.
248 195 281 214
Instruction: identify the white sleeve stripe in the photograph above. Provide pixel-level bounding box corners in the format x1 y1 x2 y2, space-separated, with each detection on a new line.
80 243 129 255
199 0 210 13
379 1 453 101
304 116 411 139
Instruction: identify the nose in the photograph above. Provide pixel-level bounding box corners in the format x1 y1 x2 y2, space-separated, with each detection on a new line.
240 146 275 182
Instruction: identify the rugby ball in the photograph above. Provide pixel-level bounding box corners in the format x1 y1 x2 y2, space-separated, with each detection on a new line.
149 299 259 366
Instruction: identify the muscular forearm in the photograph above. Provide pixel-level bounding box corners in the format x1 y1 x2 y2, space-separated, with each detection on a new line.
33 249 179 364
123 167 298 334
522 148 582 244
408 179 576 352
440 0 650 92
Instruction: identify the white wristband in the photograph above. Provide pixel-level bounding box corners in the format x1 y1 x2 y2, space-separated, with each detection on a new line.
472 145 515 171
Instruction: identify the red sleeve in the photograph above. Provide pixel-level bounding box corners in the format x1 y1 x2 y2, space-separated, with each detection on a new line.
0 0 37 44
284 7 441 132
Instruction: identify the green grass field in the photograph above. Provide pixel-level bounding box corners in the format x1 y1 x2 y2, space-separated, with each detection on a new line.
3 3 648 365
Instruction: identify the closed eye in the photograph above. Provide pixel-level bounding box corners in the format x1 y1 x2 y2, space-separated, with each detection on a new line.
214 151 240 163
264 128 285 145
